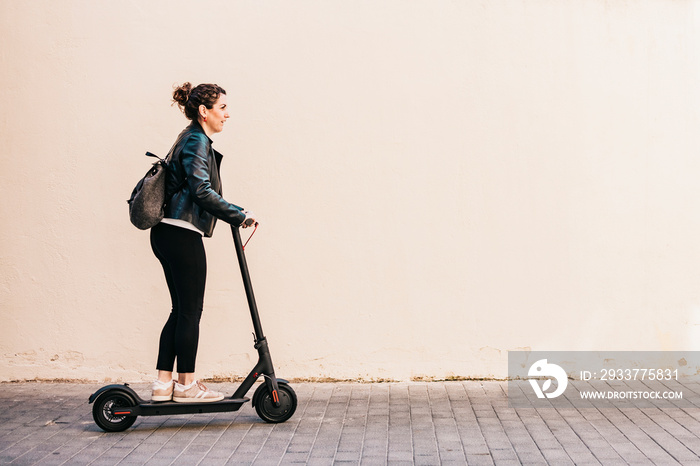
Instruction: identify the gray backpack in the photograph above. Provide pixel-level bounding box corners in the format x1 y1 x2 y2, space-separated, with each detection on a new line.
127 152 170 230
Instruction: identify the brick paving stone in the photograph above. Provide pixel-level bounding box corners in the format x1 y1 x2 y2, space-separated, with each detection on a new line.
2 381 700 464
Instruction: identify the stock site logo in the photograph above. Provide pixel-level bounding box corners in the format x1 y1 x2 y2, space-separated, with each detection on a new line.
528 359 568 399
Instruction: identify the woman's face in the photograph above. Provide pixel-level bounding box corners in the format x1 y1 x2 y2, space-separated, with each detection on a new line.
201 94 229 135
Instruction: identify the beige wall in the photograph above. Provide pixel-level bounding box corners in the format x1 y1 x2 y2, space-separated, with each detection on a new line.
1 1 700 382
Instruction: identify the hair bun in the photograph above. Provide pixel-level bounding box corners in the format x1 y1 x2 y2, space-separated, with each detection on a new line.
171 82 226 121
172 82 193 106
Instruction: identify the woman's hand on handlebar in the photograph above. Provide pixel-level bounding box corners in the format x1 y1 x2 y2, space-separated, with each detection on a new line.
241 210 258 228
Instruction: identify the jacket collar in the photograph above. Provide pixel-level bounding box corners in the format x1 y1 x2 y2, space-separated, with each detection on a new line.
186 121 224 165
188 120 214 145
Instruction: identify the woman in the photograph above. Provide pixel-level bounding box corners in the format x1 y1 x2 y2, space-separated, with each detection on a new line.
150 82 256 403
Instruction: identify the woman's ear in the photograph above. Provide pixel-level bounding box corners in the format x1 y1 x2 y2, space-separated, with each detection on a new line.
199 104 207 120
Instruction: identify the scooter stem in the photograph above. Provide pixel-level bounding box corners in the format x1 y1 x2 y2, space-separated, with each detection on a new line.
231 225 265 342
231 225 281 407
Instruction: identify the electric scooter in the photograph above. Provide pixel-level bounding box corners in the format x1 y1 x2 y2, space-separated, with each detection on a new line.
89 225 297 432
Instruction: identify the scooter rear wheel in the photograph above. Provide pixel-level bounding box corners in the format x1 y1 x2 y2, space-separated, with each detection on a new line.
92 391 137 432
254 382 297 423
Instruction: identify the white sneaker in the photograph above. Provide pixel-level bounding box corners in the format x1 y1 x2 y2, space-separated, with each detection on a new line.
173 380 224 403
151 379 174 402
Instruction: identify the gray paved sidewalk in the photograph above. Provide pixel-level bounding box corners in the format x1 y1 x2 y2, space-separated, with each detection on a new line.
1 381 699 465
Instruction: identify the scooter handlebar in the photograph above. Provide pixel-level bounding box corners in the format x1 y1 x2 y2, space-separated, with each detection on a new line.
241 210 258 228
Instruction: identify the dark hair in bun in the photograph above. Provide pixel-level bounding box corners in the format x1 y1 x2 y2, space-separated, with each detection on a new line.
172 82 226 121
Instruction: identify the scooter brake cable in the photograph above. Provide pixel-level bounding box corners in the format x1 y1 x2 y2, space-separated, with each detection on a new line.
242 223 259 250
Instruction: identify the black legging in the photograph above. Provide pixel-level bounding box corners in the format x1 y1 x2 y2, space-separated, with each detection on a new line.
150 222 207 373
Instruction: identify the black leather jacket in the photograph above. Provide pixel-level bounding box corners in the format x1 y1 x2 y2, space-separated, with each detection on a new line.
163 122 245 237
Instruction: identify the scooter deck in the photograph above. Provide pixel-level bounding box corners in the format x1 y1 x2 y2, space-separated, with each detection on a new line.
115 398 250 417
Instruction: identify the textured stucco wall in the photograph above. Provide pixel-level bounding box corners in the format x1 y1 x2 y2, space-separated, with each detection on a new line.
1 1 700 382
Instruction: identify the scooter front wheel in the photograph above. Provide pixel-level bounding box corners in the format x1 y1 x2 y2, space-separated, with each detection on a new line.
92 391 137 432
254 382 297 423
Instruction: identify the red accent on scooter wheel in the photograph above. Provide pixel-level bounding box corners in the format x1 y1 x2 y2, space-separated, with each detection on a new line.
254 382 297 423
92 391 137 432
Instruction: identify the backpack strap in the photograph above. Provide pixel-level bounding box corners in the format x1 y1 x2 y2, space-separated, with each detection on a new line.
146 151 166 163
145 151 188 200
